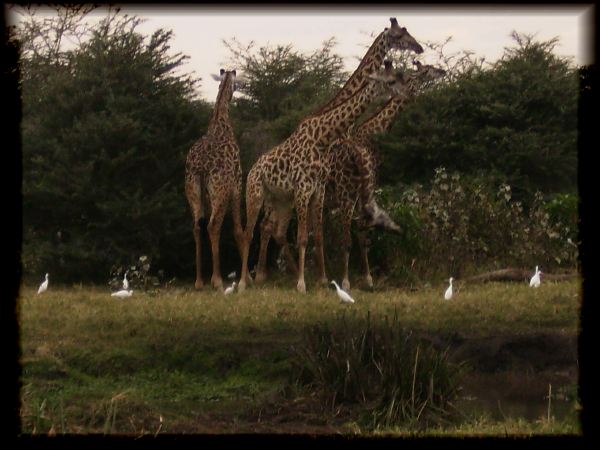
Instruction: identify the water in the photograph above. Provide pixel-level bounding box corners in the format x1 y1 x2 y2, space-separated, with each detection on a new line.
456 370 578 422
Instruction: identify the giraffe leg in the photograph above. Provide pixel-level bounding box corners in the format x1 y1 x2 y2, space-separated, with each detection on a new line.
294 193 311 293
185 178 204 290
357 216 374 290
255 208 274 284
207 194 228 291
340 206 354 292
239 172 264 293
272 206 298 276
310 187 328 286
230 186 244 264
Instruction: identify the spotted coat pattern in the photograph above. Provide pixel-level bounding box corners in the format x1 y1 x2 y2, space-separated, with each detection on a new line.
185 70 243 290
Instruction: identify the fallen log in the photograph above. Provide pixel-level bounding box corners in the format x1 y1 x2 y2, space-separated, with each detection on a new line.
463 268 578 284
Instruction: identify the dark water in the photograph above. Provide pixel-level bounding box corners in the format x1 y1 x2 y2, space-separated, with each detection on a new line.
456 370 578 422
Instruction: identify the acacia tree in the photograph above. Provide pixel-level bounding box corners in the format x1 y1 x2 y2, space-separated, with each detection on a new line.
19 7 211 282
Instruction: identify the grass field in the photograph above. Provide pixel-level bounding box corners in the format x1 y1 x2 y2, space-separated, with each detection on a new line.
18 278 581 436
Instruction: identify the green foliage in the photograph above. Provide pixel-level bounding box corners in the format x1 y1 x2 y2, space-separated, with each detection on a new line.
20 10 211 282
223 37 348 167
377 32 578 200
371 167 577 284
292 310 465 429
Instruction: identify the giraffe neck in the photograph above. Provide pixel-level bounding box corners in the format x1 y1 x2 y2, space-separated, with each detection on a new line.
309 80 381 147
354 96 406 144
316 31 389 114
209 78 234 128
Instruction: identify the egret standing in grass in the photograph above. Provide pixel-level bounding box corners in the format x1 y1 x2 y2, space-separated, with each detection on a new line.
37 273 49 295
123 271 129 290
331 281 355 304
224 281 236 295
444 277 453 300
111 289 133 298
529 266 542 288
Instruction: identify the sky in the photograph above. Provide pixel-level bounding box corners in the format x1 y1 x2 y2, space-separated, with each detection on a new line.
7 4 595 101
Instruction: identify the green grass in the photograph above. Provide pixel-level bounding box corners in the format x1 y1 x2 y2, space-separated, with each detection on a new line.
18 279 581 435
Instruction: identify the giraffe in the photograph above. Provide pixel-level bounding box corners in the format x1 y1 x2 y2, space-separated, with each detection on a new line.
326 61 447 291
185 69 244 291
252 19 424 285
238 63 406 294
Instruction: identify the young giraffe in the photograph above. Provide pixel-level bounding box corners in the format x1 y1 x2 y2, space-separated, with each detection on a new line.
253 19 424 284
238 64 405 294
326 61 447 291
185 69 243 291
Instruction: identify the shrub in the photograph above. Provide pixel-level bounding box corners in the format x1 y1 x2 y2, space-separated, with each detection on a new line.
371 167 578 285
291 310 465 430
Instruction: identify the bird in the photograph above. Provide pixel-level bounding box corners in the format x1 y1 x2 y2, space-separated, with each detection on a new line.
111 289 133 298
331 281 355 304
122 272 129 290
444 277 453 300
227 271 237 280
529 266 542 288
224 281 236 295
37 273 49 295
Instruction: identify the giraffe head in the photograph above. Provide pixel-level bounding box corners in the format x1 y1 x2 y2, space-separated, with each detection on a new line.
366 60 410 98
210 68 243 101
385 18 424 54
411 60 447 82
405 60 447 94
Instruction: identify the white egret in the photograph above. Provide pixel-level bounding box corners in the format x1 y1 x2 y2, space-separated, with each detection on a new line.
123 272 129 290
37 273 49 295
331 281 355 304
111 289 133 298
224 281 236 295
444 277 453 300
227 271 237 280
529 266 542 288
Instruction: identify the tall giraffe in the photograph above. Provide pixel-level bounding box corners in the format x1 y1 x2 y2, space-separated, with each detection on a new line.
253 20 424 284
326 61 447 291
254 62 445 289
185 69 244 291
238 64 405 294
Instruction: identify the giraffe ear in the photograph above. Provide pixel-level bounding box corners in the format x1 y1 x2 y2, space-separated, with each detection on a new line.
210 73 222 81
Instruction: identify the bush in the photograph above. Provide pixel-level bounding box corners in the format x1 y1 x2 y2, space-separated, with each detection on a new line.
371 167 578 285
291 310 465 430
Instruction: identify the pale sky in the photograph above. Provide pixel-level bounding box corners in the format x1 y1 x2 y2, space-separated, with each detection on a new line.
8 4 595 101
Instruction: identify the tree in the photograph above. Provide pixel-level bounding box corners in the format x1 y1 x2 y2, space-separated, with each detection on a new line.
376 32 578 202
222 37 348 168
19 7 212 282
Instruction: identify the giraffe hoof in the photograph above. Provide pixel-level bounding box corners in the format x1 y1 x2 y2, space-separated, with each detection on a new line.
342 280 351 292
255 271 267 284
194 281 204 290
238 281 246 293
296 281 306 293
